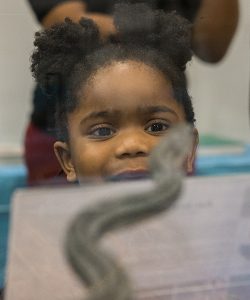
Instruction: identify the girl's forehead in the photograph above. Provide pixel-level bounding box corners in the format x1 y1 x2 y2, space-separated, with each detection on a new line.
81 60 175 104
75 60 185 119
88 60 168 83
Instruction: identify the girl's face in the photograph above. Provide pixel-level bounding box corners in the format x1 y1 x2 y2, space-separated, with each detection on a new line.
54 61 198 183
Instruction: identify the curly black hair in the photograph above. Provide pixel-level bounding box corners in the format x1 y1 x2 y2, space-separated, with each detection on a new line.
31 3 195 141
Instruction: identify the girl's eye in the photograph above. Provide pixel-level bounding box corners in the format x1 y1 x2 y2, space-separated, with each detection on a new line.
146 122 170 133
90 126 116 138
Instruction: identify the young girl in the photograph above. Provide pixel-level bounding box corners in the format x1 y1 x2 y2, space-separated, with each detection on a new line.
31 3 198 183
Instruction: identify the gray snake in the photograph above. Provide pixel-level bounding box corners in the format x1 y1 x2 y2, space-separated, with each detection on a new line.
65 124 193 300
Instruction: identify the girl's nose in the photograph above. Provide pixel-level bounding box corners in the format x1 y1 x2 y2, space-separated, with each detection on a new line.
115 130 151 159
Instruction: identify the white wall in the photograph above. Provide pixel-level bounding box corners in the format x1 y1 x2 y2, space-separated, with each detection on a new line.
0 1 39 154
187 0 250 142
0 0 249 155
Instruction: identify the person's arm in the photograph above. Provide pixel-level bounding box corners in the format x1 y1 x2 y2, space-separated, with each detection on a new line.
41 0 115 39
192 0 239 63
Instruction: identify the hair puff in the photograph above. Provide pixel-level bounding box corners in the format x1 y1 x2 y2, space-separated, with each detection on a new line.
114 3 192 70
31 18 101 90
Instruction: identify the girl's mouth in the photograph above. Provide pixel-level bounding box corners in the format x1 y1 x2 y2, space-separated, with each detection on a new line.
107 170 151 182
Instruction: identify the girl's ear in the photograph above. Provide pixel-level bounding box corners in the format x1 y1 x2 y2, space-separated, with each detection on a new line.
186 128 199 175
54 141 77 182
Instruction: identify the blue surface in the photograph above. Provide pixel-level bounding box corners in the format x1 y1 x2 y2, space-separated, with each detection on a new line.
0 165 27 289
196 145 250 176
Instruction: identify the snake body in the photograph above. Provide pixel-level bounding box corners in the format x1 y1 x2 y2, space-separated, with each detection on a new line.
65 124 193 300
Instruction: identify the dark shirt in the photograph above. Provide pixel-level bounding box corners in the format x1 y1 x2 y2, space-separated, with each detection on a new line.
28 0 202 133
28 0 201 23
